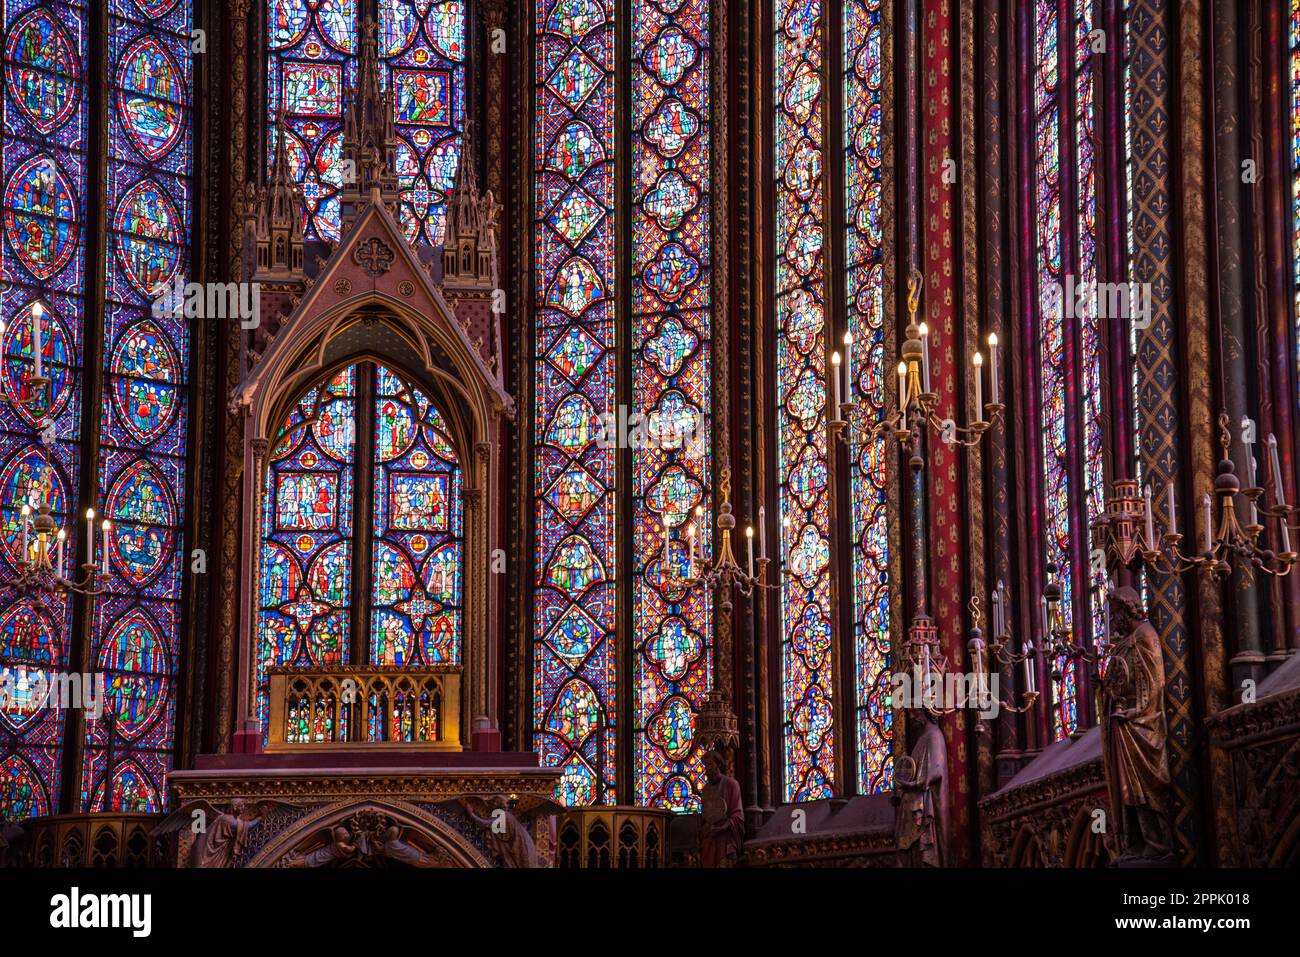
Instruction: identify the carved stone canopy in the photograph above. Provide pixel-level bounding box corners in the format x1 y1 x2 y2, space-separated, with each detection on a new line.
231 194 513 429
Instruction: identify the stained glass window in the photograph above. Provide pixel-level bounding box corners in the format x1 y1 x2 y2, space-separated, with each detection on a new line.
533 0 618 808
380 0 465 246
81 0 195 815
629 0 712 812
1292 0 1300 381
1032 0 1105 739
371 365 463 666
1033 0 1079 739
1124 1 1141 492
0 0 87 820
0 0 195 818
775 0 835 800
267 0 358 242
258 361 465 740
843 0 890 795
258 366 357 738
1073 0 1105 725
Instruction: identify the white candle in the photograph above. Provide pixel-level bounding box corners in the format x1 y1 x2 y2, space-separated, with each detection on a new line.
988 332 1000 406
21 506 29 559
1203 494 1213 554
1268 434 1287 508
919 322 932 394
746 526 755 579
56 529 66 578
1242 418 1257 487
687 526 696 578
969 637 988 704
31 302 42 380
662 521 670 569
843 330 854 399
1022 641 1036 695
1040 595 1050 638
990 588 1001 637
1166 483 1176 537
897 361 908 409
831 351 843 419
86 508 95 564
101 519 110 576
1143 484 1155 545
1282 514 1293 555
972 351 983 418
758 506 767 560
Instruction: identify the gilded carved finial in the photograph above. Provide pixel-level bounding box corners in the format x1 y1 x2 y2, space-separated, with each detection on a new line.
907 267 923 319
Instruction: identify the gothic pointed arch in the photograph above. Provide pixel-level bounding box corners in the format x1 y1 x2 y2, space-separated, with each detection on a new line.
245 799 493 868
232 192 511 749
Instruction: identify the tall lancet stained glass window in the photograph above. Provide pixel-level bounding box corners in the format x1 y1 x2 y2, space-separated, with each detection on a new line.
0 0 88 819
83 0 195 814
1073 0 1105 720
1291 0 1300 374
775 0 836 801
1031 0 1104 739
533 0 619 807
844 0 890 794
258 366 357 741
630 0 712 812
257 362 466 741
379 0 465 247
370 366 464 667
268 0 358 242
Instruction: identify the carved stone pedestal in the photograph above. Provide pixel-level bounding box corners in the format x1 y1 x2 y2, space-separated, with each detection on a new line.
165 753 560 868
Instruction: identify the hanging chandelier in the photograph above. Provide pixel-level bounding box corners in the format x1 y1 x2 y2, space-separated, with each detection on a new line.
1 302 109 599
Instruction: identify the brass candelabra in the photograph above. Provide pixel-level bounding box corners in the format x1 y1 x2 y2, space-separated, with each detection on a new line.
663 501 772 605
1092 413 1297 581
829 271 1004 450
1 302 110 599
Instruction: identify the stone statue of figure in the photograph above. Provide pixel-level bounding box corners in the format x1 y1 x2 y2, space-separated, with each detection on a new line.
154 798 296 868
698 749 745 867
452 794 562 868
379 825 445 868
284 825 358 868
893 710 948 867
1100 586 1173 861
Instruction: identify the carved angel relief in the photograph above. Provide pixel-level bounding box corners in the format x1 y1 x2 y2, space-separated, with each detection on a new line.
277 809 453 868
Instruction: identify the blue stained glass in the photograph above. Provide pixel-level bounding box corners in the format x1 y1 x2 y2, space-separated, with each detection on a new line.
380 0 465 246
844 0 891 795
776 0 836 802
258 366 357 741
0 0 88 820
267 0 358 242
83 0 194 813
534 0 618 807
370 366 464 667
631 0 711 812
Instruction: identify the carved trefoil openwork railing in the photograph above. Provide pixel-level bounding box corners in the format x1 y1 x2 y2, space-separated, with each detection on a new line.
265 666 462 752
